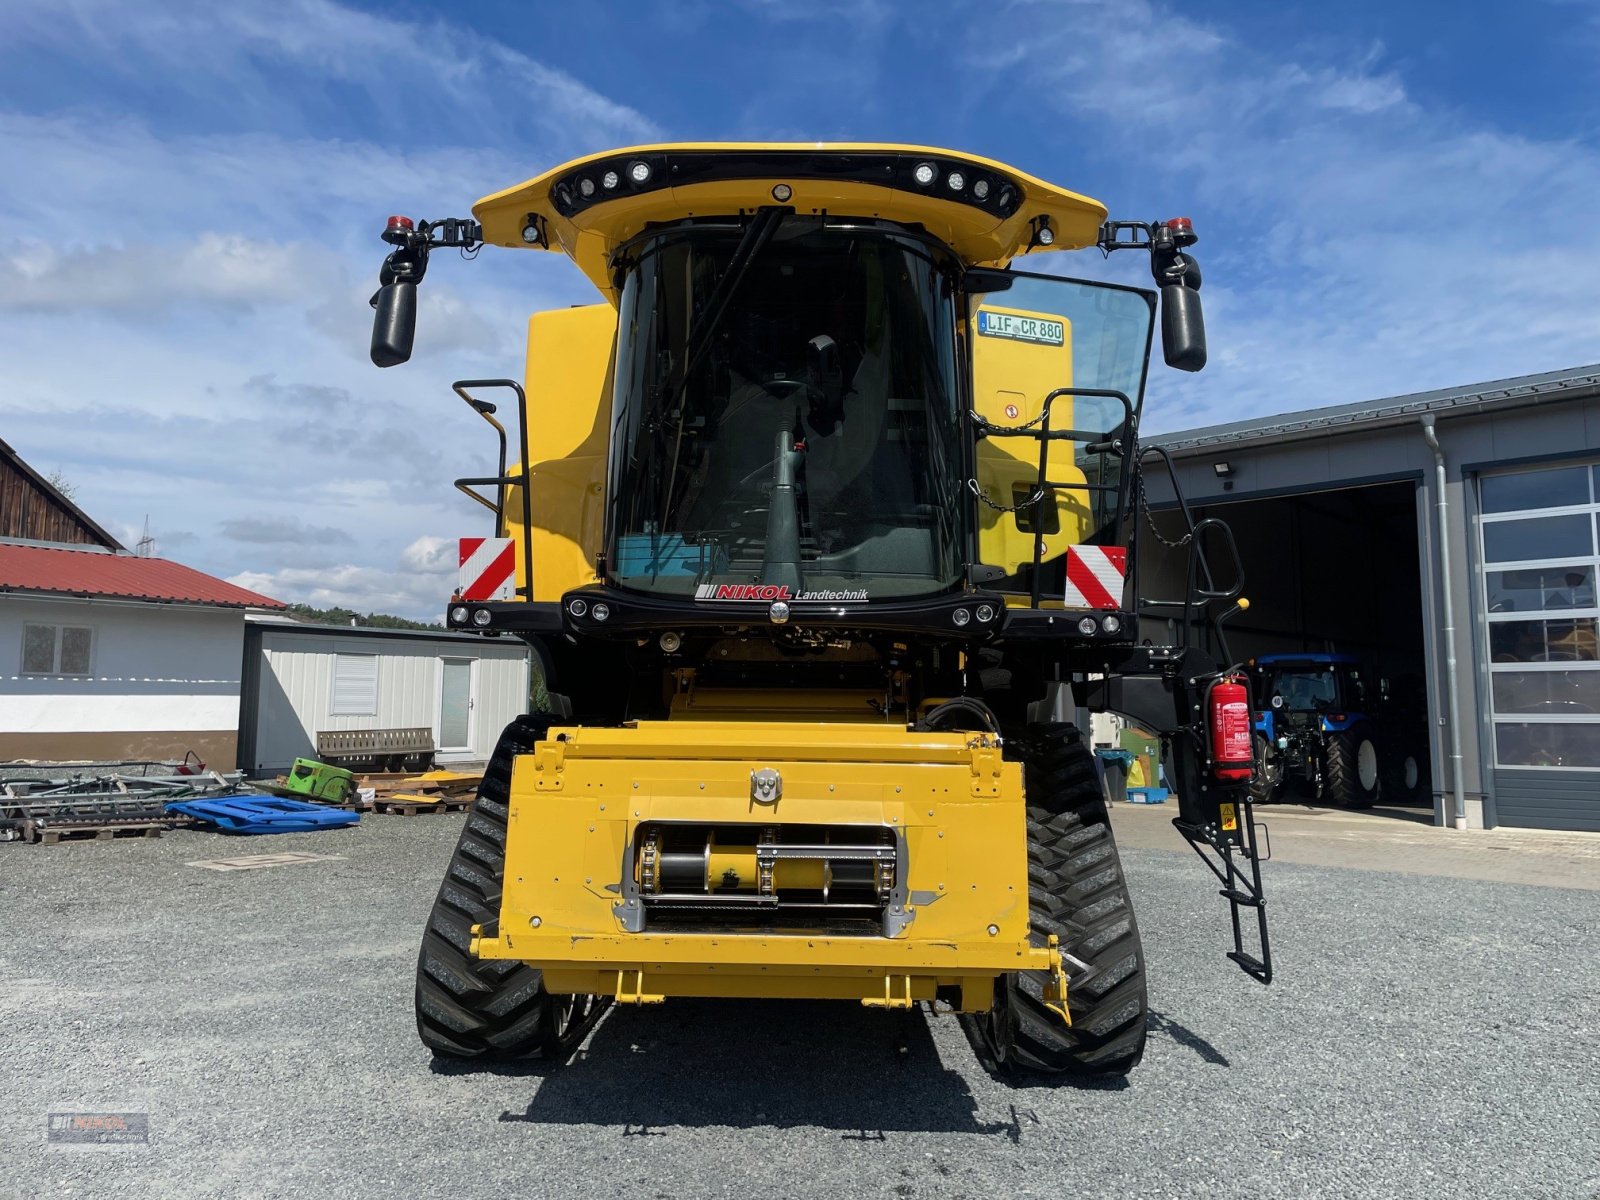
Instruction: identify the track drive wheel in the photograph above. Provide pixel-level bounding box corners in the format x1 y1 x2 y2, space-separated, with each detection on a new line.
988 723 1148 1077
1325 726 1380 809
415 714 608 1061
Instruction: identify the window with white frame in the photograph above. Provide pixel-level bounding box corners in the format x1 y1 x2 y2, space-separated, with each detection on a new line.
1479 460 1600 770
21 623 94 676
331 653 379 716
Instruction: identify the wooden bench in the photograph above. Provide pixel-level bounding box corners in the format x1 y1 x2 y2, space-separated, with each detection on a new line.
315 728 437 773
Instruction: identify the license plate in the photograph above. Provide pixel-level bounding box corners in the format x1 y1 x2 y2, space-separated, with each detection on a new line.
977 309 1065 346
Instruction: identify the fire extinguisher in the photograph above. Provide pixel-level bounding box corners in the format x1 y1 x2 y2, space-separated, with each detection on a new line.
1208 675 1254 782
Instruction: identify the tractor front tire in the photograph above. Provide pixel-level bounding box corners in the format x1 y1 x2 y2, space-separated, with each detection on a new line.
988 723 1148 1077
1326 727 1381 809
415 714 607 1061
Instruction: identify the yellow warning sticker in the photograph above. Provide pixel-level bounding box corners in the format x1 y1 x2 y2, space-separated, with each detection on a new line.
1219 802 1238 832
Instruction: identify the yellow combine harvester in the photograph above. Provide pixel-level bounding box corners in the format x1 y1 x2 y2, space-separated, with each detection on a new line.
368 143 1270 1077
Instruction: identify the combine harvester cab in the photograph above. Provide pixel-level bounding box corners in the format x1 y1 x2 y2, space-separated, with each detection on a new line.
369 144 1270 1078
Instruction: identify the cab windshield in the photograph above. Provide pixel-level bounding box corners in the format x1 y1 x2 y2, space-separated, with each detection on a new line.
607 217 964 600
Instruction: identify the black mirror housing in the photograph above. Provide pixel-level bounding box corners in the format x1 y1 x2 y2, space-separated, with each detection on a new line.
371 282 417 367
1160 282 1206 372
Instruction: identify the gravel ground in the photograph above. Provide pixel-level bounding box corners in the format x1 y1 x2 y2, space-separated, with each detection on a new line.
2 816 1597 1200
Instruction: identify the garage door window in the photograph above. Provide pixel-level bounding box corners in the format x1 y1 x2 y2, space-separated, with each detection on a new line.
1479 460 1600 770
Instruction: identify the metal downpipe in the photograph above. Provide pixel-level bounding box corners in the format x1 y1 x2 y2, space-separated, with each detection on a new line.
1421 415 1468 830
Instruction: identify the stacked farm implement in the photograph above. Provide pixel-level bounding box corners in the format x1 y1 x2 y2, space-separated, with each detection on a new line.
0 764 247 845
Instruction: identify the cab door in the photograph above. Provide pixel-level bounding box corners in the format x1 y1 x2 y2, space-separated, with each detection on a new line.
967 272 1154 595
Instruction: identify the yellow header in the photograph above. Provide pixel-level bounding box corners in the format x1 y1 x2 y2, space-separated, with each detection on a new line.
471 142 1108 303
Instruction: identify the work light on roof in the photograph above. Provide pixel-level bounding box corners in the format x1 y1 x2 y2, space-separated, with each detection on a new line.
913 162 937 186
602 169 620 190
946 170 966 191
972 178 990 200
578 176 596 198
629 160 652 184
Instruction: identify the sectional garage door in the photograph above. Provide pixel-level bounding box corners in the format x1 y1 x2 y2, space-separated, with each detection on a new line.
1477 459 1600 830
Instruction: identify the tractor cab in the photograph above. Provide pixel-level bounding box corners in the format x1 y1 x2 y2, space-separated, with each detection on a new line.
1253 654 1372 738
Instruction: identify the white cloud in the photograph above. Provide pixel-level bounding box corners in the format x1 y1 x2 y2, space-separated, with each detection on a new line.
0 0 657 151
0 1 626 620
0 234 336 314
987 0 1600 431
400 536 458 575
226 561 452 621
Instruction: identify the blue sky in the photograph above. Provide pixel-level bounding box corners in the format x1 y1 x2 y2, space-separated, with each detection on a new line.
3 0 1598 618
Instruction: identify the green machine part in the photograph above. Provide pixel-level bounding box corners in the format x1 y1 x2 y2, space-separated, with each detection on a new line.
281 758 356 804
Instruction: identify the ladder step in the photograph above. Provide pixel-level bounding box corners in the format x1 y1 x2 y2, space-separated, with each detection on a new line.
1227 951 1270 982
1218 888 1264 907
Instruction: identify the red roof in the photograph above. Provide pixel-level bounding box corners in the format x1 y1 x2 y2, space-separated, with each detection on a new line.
0 544 286 609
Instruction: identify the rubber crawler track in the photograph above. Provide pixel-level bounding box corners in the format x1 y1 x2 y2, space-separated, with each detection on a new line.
414 715 607 1059
991 722 1149 1076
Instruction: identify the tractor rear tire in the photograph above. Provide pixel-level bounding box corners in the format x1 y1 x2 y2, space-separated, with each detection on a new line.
1249 733 1280 804
1382 746 1429 806
1326 727 1380 809
415 714 607 1061
989 723 1148 1077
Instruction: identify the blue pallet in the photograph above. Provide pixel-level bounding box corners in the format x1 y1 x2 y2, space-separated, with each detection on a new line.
166 795 359 834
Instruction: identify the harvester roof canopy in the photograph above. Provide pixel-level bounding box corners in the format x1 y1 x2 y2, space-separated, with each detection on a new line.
472 142 1109 303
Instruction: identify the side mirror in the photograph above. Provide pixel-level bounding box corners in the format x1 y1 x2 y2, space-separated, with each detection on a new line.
370 282 417 368
1160 280 1206 372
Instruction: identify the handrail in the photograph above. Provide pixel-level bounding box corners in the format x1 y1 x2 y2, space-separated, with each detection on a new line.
453 379 534 600
1137 444 1247 665
970 386 1136 608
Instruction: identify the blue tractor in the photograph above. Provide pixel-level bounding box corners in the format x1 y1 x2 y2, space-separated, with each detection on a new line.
1249 654 1405 809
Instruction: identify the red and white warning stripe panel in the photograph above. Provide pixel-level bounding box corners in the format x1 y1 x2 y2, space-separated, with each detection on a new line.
458 537 516 602
1064 545 1127 610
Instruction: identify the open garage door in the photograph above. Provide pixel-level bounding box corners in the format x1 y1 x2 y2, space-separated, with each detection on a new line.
1140 478 1434 816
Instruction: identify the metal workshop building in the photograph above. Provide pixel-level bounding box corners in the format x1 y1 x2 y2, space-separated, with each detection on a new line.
237 618 532 777
1140 364 1600 832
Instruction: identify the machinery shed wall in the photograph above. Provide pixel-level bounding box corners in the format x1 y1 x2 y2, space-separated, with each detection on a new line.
244 624 531 775
1140 368 1600 831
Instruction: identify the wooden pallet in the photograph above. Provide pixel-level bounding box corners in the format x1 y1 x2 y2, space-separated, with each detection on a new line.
29 822 168 845
372 797 472 816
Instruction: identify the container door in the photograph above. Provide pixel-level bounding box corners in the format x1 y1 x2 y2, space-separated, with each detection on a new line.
439 658 473 751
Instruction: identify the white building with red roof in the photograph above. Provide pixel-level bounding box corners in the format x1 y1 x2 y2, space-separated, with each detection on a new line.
1 441 285 769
